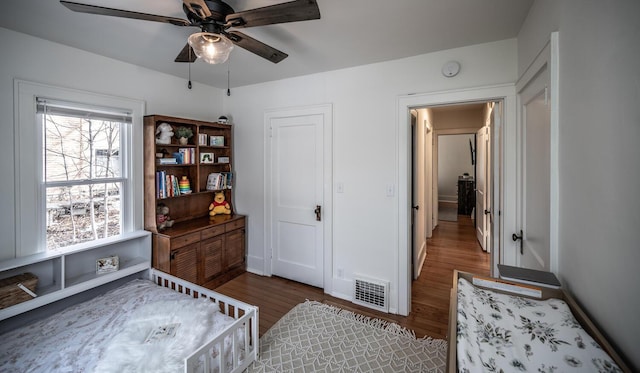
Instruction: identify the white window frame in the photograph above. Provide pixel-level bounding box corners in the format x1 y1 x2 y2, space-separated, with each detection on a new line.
14 80 145 256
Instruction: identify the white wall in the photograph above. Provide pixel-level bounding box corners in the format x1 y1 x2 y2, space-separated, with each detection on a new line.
0 27 224 260
518 1 640 369
437 134 475 202
225 38 518 310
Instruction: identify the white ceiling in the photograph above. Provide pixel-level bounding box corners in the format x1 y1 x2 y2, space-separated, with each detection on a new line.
0 0 533 89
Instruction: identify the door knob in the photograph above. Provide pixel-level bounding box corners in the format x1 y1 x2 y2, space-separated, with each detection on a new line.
512 230 523 254
412 205 419 210
314 205 321 221
484 209 491 215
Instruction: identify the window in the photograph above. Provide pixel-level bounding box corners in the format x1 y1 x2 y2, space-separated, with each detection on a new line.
38 99 128 249
15 80 144 256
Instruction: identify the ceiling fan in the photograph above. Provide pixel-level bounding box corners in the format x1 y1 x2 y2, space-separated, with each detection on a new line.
60 0 321 64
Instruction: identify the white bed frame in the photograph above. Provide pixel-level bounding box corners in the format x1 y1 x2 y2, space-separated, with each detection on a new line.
149 269 259 373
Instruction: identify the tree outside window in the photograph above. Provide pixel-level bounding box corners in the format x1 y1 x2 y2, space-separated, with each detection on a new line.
42 110 125 249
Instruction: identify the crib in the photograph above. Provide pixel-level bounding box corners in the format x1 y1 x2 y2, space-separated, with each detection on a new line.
0 269 258 372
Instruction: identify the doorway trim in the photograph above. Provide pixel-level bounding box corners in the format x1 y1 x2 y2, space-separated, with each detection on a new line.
263 103 334 293
396 84 516 316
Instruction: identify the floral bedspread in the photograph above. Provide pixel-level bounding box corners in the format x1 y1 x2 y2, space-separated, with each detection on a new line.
0 279 236 372
456 278 621 372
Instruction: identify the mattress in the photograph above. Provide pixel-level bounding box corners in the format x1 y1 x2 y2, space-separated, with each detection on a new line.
456 277 622 372
0 279 238 372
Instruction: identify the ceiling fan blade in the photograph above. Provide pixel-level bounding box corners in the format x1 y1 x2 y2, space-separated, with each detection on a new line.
60 1 192 26
226 31 288 63
225 0 320 28
174 43 198 63
182 0 212 20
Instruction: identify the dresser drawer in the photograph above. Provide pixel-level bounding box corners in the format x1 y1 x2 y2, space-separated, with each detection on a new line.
201 225 226 240
225 217 245 232
171 232 200 249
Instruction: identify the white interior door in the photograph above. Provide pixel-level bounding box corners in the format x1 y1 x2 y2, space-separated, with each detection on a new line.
269 113 325 287
515 35 558 271
519 76 550 271
411 115 420 278
475 127 488 251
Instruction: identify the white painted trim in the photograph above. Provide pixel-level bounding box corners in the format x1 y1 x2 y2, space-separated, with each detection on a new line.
13 79 145 257
549 32 560 274
263 103 333 293
397 84 517 316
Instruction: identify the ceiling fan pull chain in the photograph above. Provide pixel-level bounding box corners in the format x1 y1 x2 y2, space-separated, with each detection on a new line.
227 61 231 96
188 47 193 89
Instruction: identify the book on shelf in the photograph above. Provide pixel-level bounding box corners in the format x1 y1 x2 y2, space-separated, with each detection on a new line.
498 264 561 289
158 157 177 165
155 171 181 198
178 148 195 164
198 133 208 146
206 172 233 191
225 172 232 189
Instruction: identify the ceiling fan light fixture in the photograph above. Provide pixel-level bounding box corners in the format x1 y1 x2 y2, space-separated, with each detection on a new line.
188 32 234 64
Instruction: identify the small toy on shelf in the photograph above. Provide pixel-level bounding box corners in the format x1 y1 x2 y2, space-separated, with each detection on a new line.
178 176 192 194
155 123 173 145
156 203 174 230
209 191 231 217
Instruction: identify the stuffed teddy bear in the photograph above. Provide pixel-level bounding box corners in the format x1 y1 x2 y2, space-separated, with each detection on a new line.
209 191 231 217
155 122 174 145
156 203 174 229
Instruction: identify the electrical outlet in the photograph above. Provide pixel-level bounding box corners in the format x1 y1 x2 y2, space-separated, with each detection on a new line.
337 268 344 278
337 182 344 193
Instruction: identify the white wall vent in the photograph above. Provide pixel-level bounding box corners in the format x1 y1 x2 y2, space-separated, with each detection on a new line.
353 275 389 313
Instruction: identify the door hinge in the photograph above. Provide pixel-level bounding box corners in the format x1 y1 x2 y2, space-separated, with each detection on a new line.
269 126 273 138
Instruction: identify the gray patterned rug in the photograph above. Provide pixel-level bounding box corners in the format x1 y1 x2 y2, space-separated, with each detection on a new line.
246 300 447 372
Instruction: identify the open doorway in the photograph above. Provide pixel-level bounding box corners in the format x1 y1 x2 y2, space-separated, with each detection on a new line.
411 102 496 278
397 84 516 316
409 101 503 323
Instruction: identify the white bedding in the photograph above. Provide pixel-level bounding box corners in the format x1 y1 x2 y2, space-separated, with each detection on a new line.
0 279 238 372
456 278 621 372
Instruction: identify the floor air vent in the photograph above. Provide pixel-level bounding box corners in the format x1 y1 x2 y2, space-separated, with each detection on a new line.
353 275 389 312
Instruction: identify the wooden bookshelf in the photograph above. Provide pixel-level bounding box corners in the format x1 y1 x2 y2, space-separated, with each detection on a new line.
143 115 245 287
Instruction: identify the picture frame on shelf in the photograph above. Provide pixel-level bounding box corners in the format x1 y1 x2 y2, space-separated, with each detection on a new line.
96 255 119 274
217 156 230 164
200 152 214 164
209 136 224 146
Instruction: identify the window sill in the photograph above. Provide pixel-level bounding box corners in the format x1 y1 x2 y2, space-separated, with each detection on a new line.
0 230 151 272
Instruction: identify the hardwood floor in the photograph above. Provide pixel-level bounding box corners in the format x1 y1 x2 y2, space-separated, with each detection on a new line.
214 215 490 339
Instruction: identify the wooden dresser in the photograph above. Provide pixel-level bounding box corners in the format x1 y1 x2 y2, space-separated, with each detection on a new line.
152 215 245 289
